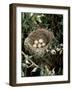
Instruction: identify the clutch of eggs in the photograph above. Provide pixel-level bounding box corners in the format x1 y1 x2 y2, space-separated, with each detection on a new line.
33 39 46 48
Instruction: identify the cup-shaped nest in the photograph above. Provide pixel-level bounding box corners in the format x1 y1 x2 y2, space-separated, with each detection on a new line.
24 28 54 58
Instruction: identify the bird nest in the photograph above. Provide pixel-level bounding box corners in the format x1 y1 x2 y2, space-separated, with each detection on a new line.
24 28 54 58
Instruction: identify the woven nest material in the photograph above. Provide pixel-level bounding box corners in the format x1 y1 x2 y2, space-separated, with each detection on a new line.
24 28 54 58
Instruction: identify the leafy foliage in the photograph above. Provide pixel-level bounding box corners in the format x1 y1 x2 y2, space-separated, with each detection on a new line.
21 12 63 77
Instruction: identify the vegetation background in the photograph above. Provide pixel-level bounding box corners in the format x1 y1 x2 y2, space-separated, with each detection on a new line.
21 13 63 77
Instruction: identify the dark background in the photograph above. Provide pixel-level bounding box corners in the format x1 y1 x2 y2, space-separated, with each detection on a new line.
21 13 63 77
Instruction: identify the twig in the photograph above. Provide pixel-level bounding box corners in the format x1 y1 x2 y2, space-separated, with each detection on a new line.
22 51 28 58
21 51 39 68
29 59 39 68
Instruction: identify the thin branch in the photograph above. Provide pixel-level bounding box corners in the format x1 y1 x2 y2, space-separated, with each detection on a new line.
21 51 39 68
29 59 39 68
21 51 27 58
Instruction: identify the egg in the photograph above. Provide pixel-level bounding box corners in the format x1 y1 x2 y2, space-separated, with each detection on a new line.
34 40 38 44
33 44 37 48
42 43 46 47
38 43 41 48
39 39 43 43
